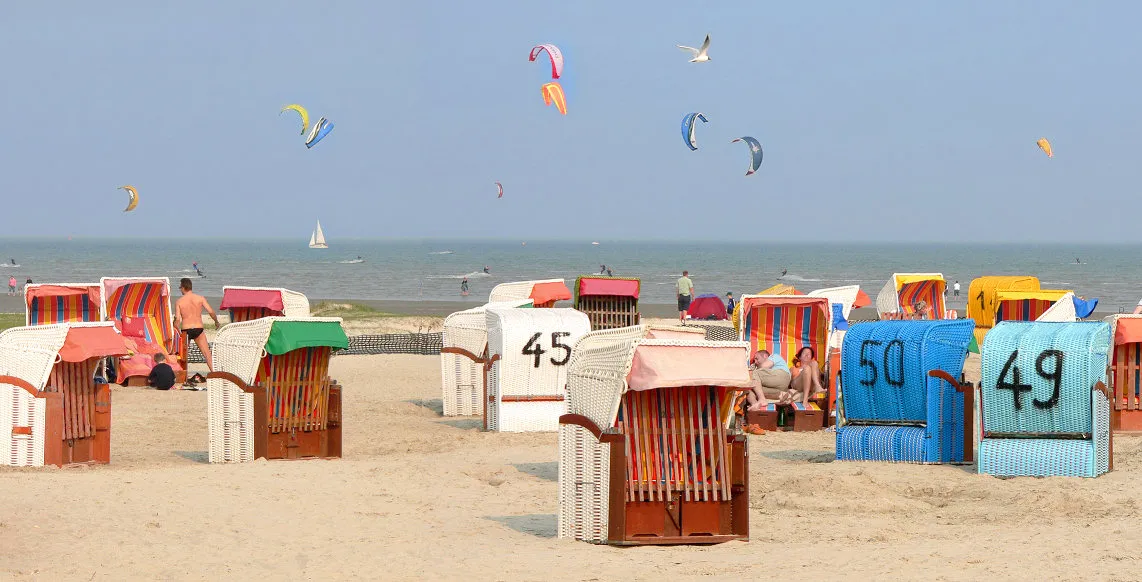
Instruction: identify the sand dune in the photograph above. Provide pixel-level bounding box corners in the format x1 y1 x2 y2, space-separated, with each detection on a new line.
1 353 1140 581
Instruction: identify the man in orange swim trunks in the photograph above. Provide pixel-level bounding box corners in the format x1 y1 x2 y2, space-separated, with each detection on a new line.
175 278 220 371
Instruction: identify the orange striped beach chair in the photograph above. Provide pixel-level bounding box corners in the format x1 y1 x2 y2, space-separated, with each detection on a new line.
24 283 102 326
1105 315 1142 433
739 295 832 431
100 277 185 385
875 273 947 320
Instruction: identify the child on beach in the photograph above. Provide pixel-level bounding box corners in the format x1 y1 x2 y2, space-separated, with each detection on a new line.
147 353 176 390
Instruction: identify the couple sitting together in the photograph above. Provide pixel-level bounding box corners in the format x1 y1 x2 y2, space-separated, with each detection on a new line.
744 346 824 411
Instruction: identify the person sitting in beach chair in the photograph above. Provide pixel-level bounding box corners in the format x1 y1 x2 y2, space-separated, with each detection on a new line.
788 346 825 405
745 349 792 410
147 353 176 391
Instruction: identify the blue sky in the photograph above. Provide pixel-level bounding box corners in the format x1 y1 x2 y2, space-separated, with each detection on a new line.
2 1 1140 242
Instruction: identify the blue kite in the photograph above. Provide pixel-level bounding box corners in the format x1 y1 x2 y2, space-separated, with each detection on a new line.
680 112 708 151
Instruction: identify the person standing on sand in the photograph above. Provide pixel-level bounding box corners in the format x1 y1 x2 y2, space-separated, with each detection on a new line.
7 276 15 296
175 278 220 372
953 281 960 297
676 270 694 322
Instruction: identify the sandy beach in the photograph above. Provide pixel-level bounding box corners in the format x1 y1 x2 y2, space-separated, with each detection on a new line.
1 332 1140 581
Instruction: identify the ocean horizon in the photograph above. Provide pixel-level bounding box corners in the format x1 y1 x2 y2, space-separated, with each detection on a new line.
2 238 1138 312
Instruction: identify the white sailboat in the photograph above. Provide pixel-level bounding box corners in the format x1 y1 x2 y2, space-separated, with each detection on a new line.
309 220 328 249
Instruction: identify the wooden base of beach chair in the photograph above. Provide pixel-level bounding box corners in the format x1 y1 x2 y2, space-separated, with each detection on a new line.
744 408 778 432
252 382 343 460
789 406 824 432
1112 409 1142 433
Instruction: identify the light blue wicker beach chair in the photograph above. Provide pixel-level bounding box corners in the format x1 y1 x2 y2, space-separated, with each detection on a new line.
978 321 1112 478
836 319 975 464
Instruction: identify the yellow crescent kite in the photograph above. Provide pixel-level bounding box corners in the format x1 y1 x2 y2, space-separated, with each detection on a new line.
119 185 139 212
1036 138 1053 158
280 104 310 135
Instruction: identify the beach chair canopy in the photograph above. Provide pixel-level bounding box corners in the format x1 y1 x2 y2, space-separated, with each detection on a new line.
994 289 1072 323
644 325 706 340
738 295 831 363
100 277 175 352
0 323 129 389
220 286 310 319
808 285 861 320
966 276 1040 329
57 323 132 362
574 276 640 300
25 283 102 326
687 293 728 320
627 340 752 393
875 273 946 318
212 317 347 385
488 279 572 307
730 284 802 329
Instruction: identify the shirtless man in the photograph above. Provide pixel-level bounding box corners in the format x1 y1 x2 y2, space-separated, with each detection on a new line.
175 278 220 371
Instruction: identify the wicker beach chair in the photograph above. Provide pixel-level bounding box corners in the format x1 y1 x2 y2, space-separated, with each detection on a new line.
0 322 130 467
1103 315 1142 432
966 276 1041 345
875 273 948 320
730 283 801 331
488 279 572 308
573 276 640 331
978 321 1111 477
484 307 591 432
440 300 534 417
220 286 310 323
24 283 102 326
100 277 184 385
558 328 751 545
739 295 832 430
835 319 975 464
205 317 349 463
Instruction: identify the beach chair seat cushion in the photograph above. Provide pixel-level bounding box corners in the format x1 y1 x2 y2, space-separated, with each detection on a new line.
978 438 1105 478
836 425 934 463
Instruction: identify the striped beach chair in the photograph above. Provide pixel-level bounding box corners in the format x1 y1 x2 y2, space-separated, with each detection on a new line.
573 276 640 331
995 290 1073 323
875 273 947 320
558 326 751 545
1105 315 1142 432
24 283 102 326
220 286 310 323
978 321 1111 477
100 277 183 385
739 295 832 430
488 279 572 308
0 322 130 467
206 317 348 463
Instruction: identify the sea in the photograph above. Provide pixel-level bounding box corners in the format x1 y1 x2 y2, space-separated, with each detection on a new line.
2 238 1139 312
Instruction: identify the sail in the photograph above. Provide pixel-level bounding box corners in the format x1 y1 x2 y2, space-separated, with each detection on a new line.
310 220 328 248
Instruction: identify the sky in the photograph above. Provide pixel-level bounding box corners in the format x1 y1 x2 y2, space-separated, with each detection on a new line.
2 1 1140 242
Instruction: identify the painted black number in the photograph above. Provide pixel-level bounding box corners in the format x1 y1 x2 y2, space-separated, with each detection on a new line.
996 350 1033 410
1033 350 1064 410
550 332 572 366
859 340 882 386
883 339 905 387
522 332 572 368
522 332 546 368
976 290 985 312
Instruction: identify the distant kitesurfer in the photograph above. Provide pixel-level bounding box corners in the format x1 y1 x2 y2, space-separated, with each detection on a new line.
461 277 469 294
193 261 204 277
780 268 787 278
1075 258 1081 264
8 258 14 266
483 265 490 274
599 265 606 274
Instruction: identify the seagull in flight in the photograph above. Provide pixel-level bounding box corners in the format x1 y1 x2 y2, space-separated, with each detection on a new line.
677 34 711 63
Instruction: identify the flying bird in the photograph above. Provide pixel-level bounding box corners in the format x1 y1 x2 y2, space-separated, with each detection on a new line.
677 34 711 63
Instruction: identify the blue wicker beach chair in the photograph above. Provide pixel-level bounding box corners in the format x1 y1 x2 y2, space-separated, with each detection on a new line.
978 321 1112 478
836 319 975 464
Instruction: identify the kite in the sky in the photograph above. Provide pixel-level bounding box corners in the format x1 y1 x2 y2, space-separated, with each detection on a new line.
677 34 711 63
541 82 567 115
730 137 763 176
120 185 139 212
306 117 334 149
681 112 708 151
1037 137 1053 158
496 182 504 198
281 104 310 135
529 44 564 79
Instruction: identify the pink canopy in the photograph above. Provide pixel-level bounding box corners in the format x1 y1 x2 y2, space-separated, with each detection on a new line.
220 288 284 311
579 277 640 298
626 342 752 392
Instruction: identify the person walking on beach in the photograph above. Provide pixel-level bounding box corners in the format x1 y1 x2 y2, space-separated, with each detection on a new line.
7 276 15 296
175 278 220 372
676 270 694 322
460 277 469 295
725 291 736 316
953 281 960 297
